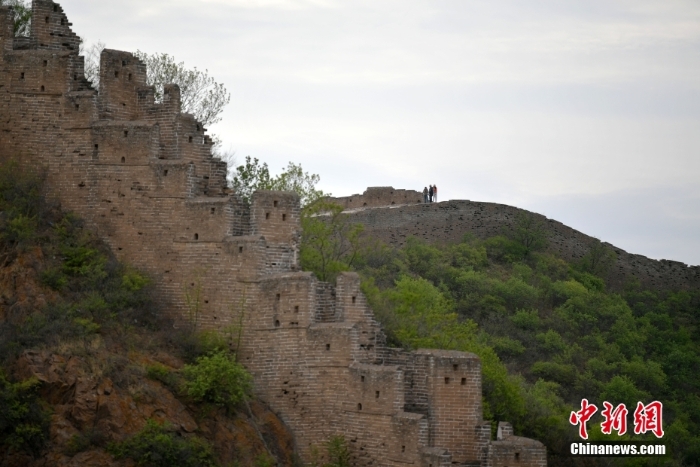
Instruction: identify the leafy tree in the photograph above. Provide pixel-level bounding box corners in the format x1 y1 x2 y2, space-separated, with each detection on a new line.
577 238 616 278
1 0 31 37
230 155 326 207
272 162 325 207
79 44 230 128
510 212 548 257
230 156 274 204
347 231 700 465
79 40 105 89
300 201 363 282
134 50 230 127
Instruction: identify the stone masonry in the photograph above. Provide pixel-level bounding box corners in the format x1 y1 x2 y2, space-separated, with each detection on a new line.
0 3 547 465
329 187 424 210
328 188 700 291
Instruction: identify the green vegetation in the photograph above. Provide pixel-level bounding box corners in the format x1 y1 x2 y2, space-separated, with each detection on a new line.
300 201 365 282
300 202 699 466
231 156 326 206
0 0 31 37
0 161 263 464
324 435 351 467
0 161 155 357
133 50 230 127
307 435 351 467
0 371 50 457
181 350 252 410
108 420 218 467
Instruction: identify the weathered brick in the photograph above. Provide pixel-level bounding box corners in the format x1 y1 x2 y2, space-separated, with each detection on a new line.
0 4 547 466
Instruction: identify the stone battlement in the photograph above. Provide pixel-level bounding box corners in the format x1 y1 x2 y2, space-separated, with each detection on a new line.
328 186 424 209
0 3 546 465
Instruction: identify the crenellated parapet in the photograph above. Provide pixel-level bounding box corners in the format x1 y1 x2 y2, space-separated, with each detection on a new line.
0 3 547 466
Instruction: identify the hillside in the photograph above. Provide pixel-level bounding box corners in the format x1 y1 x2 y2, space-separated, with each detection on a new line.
312 189 700 467
3 3 696 466
0 164 297 467
329 187 700 292
0 4 549 466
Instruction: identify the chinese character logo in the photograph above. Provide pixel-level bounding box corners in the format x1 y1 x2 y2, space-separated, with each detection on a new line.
633 401 664 438
570 399 664 439
570 399 598 440
601 402 628 435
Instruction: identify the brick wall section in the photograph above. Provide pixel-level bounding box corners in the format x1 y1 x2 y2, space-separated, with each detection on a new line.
328 186 425 209
335 196 700 291
487 423 547 467
0 4 547 466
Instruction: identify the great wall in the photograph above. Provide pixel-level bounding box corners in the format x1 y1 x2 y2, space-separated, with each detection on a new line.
329 188 700 291
0 2 549 465
4 3 700 465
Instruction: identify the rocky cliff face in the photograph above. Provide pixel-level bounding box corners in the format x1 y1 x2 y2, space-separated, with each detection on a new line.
0 235 296 466
4 350 296 467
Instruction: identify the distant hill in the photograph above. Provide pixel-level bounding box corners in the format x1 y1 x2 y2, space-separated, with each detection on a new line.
329 187 700 291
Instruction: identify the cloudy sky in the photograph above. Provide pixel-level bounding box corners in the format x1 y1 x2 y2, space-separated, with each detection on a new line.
59 0 700 265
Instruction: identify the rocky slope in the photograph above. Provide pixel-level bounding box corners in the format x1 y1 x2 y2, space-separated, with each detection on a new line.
0 181 298 467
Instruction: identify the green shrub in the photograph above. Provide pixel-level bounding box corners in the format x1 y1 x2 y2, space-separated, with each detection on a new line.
531 361 576 385
64 429 107 457
483 235 527 263
0 170 157 356
108 419 218 467
0 161 45 249
510 212 548 256
173 329 230 364
325 435 350 467
146 363 179 391
599 375 651 410
0 371 50 457
182 351 252 409
491 336 525 357
510 309 540 330
254 452 275 467
122 269 151 292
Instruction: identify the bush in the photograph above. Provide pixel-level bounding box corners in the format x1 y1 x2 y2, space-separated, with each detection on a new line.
64 429 107 457
0 161 46 250
108 419 218 467
182 351 252 409
483 236 527 263
325 435 350 467
146 363 179 392
0 371 50 457
171 328 230 364
0 168 158 358
510 309 540 330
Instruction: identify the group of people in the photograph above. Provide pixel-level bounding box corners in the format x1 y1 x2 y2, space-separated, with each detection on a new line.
422 185 438 203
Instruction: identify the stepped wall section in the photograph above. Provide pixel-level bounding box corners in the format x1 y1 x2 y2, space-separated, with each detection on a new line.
0 4 546 465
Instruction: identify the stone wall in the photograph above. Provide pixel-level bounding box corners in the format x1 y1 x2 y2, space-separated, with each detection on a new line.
328 186 424 209
0 3 547 465
334 196 700 291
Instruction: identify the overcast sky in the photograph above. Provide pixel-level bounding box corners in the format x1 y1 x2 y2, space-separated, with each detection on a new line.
59 0 700 265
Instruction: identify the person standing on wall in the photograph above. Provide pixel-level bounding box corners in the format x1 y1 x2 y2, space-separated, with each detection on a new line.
428 185 433 203
433 184 438 203
423 186 429 203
